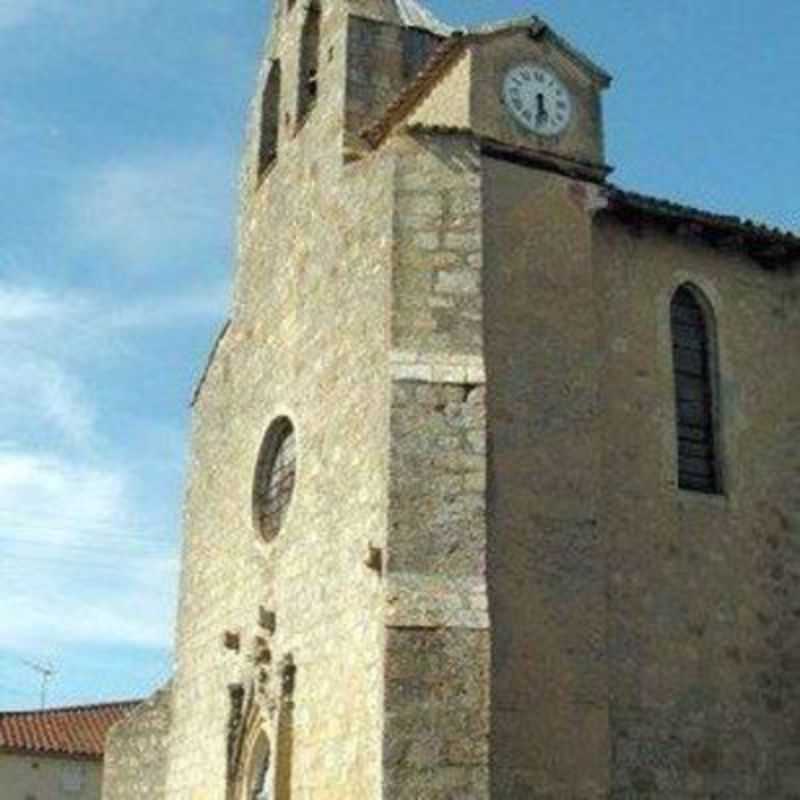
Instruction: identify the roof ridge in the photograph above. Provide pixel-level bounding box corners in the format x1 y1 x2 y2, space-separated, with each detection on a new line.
362 15 612 147
0 699 142 717
608 185 800 241
362 35 467 146
452 14 611 83
0 699 141 758
393 0 451 35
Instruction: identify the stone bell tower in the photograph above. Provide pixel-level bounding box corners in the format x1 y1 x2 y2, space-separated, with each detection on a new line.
164 1 464 798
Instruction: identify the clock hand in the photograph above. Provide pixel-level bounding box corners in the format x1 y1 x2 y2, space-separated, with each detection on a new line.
535 93 549 124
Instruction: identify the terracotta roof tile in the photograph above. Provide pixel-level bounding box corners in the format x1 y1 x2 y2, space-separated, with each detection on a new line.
0 701 140 759
608 188 798 241
362 35 467 147
606 187 800 264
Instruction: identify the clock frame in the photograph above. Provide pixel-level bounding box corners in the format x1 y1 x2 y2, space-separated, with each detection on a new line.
502 62 573 137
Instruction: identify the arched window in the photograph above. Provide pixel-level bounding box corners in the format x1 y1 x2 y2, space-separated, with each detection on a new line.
670 285 721 493
259 61 281 177
297 1 321 127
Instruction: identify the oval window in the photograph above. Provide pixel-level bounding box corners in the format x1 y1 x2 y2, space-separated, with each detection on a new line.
253 417 297 540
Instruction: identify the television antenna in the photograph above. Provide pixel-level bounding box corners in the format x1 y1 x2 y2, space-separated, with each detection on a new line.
20 658 56 709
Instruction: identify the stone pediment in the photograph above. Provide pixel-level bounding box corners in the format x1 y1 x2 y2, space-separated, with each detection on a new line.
362 17 611 149
361 17 612 175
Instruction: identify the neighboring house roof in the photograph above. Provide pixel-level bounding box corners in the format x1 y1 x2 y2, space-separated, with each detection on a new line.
0 701 140 760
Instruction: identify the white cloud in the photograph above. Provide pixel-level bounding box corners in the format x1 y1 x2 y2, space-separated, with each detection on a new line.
1 563 177 651
0 275 224 459
0 450 123 534
0 230 223 662
0 359 95 446
0 279 225 336
0 278 199 653
0 285 97 447
104 281 228 330
0 285 87 324
67 148 233 271
0 448 178 651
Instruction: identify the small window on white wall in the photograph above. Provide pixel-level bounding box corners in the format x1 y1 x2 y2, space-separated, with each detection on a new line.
61 763 87 793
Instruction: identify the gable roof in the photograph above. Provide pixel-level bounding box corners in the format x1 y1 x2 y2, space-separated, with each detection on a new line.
362 16 611 147
462 16 611 84
0 701 140 760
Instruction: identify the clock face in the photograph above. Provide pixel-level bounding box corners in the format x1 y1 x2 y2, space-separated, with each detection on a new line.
502 63 572 137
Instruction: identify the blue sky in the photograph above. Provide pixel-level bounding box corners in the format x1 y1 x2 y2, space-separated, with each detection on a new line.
0 0 797 710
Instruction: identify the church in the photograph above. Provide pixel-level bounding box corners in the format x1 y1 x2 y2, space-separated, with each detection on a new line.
103 1 800 798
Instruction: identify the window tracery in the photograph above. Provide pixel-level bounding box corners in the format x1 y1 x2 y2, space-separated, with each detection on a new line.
253 417 297 540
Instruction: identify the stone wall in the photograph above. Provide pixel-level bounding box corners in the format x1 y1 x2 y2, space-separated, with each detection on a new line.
384 381 490 799
381 130 491 798
103 686 171 800
346 16 440 152
407 49 472 132
483 158 609 799
481 150 800 798
389 132 484 358
594 212 800 799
